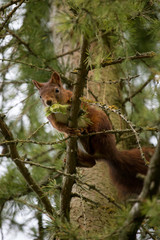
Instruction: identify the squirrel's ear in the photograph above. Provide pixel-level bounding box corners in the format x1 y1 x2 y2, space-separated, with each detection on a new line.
32 80 44 90
50 72 62 86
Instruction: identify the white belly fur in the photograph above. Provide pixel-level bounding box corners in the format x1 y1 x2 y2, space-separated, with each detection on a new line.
77 139 87 154
54 112 68 124
54 112 89 128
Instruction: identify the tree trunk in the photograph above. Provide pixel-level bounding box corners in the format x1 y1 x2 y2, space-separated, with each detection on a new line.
50 6 125 235
70 161 117 234
70 65 123 235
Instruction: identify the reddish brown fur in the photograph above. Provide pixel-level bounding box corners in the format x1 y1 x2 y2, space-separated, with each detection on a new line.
33 72 154 197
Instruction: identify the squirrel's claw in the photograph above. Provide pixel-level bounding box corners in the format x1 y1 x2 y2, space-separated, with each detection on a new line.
66 127 88 136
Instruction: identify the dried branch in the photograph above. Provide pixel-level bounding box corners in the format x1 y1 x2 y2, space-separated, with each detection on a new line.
15 158 66 173
14 158 121 209
1 172 59 202
6 28 38 57
0 0 25 32
51 46 80 60
0 0 22 12
71 192 99 206
88 88 99 101
0 114 54 218
0 58 51 72
90 51 156 70
105 75 140 85
0 126 158 148
15 198 54 220
0 136 69 146
26 121 49 140
0 153 10 157
80 126 159 137
123 77 153 104
5 28 59 73
60 37 90 221
30 147 55 161
37 209 44 240
0 81 27 84
141 226 157 240
119 135 160 240
0 58 72 87
50 34 104 61
76 180 122 210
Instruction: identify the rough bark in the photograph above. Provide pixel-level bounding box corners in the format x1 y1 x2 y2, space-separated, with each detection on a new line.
70 161 117 234
70 64 122 235
50 5 126 235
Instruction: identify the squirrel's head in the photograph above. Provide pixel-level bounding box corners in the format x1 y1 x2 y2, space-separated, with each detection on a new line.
33 72 72 106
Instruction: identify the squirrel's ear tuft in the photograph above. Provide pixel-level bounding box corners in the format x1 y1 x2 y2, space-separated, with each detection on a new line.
32 80 44 90
50 72 62 86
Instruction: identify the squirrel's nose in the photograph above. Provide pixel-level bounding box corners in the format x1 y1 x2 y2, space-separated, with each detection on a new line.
46 100 52 106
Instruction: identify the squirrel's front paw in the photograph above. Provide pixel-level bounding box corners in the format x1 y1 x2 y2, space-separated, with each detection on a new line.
66 127 86 136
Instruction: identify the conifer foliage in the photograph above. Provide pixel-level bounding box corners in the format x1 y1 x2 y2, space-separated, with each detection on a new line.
0 0 160 239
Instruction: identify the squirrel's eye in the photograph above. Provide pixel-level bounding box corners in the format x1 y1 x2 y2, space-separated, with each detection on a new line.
55 88 59 93
40 96 42 99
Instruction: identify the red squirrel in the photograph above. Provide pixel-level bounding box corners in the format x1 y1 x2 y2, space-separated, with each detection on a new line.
33 72 154 197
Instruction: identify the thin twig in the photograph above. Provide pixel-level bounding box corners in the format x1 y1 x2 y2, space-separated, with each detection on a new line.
6 28 38 57
123 77 153 104
5 28 58 72
15 198 55 221
0 58 51 72
0 81 28 84
0 127 158 147
141 225 157 240
0 136 69 146
26 121 49 140
1 173 60 202
76 179 122 210
0 153 10 157
104 75 140 84
15 158 121 210
0 0 25 32
71 192 99 206
90 51 156 70
0 0 21 12
51 47 80 60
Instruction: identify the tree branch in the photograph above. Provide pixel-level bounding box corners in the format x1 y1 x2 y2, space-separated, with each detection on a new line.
123 77 153 104
0 126 158 148
0 0 25 32
0 0 22 12
0 58 52 72
0 114 54 218
0 136 69 146
90 51 156 70
6 28 38 58
8 158 121 210
51 46 80 60
60 37 90 221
